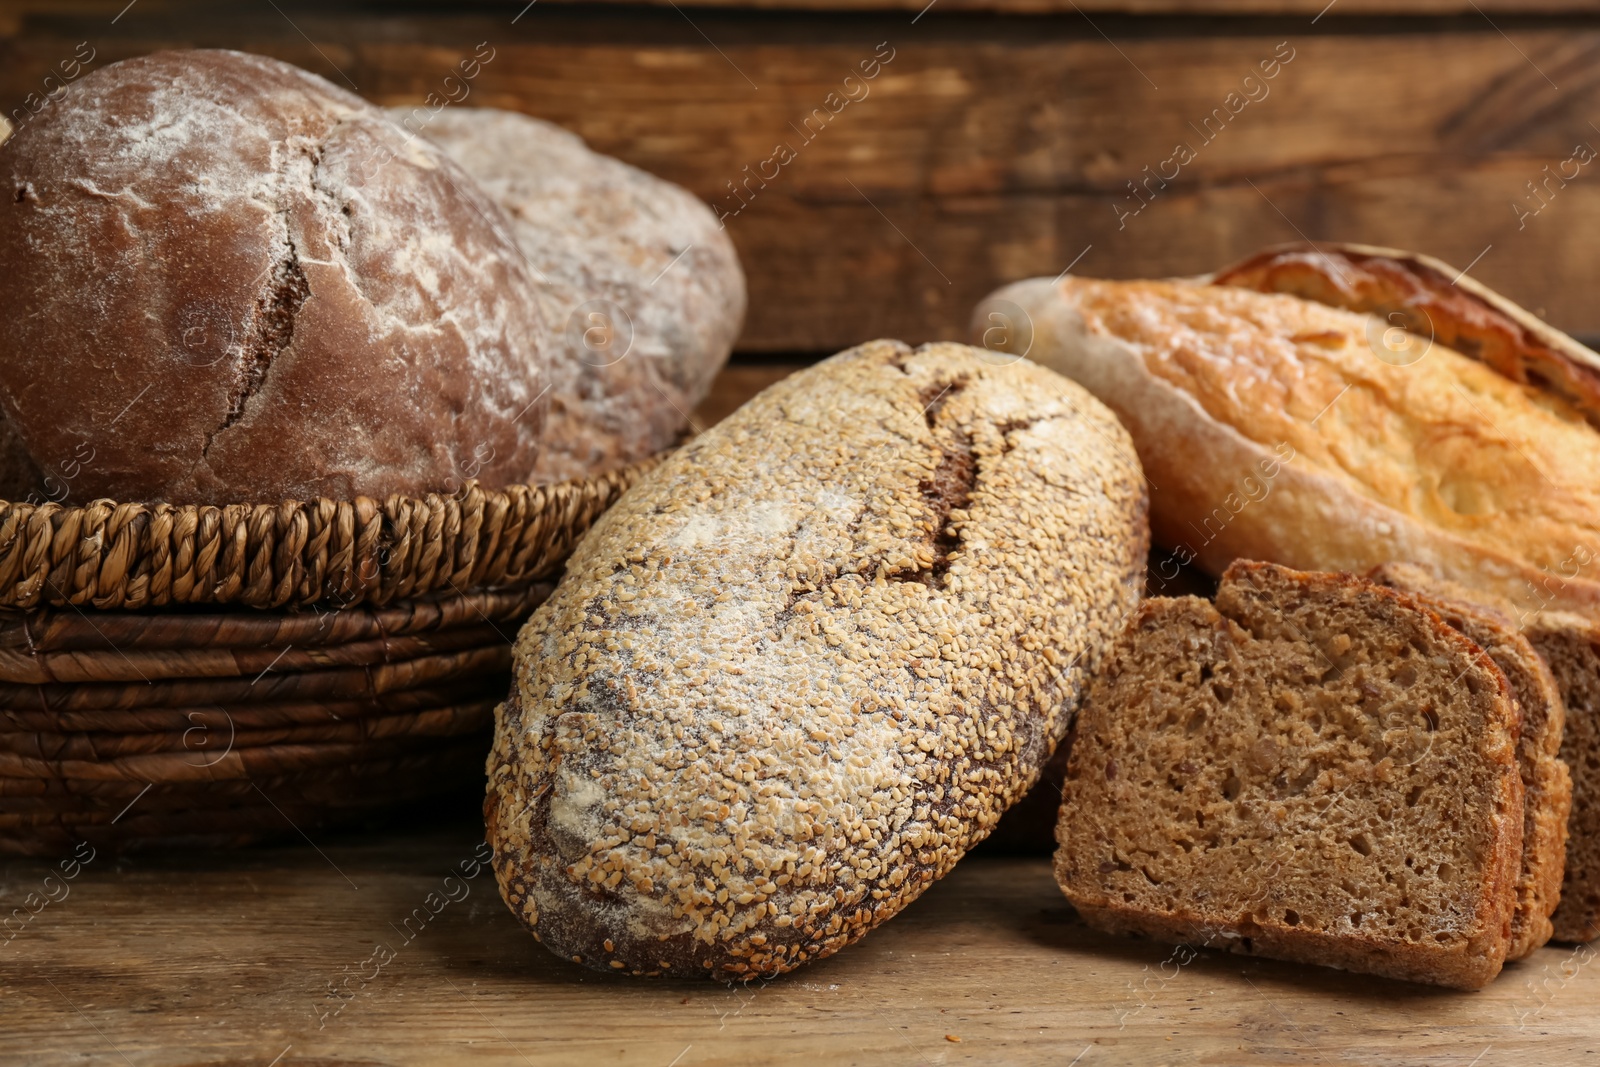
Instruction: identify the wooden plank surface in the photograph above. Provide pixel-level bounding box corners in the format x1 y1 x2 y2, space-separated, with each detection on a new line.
6 1 1600 20
4 805 1598 1066
0 369 1593 1067
690 362 798 427
7 6 1600 353
550 0 1600 11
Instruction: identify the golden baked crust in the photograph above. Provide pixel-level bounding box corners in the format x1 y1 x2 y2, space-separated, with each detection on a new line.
485 339 1148 978
977 272 1600 617
1070 276 1600 573
1214 242 1600 430
1055 561 1524 990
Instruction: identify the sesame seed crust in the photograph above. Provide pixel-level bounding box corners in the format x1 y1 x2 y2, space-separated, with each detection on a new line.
485 339 1149 979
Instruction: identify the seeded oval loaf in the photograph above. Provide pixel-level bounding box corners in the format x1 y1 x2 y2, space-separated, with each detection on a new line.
1055 561 1524 991
0 50 550 505
1369 562 1571 959
485 339 1149 978
973 248 1600 617
400 107 745 483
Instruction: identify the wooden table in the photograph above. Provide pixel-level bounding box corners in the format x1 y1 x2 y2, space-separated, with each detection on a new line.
2 801 1596 1066
3 368 1594 1066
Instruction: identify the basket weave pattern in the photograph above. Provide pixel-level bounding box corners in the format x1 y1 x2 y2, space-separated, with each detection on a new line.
0 463 650 612
0 586 549 854
0 462 654 853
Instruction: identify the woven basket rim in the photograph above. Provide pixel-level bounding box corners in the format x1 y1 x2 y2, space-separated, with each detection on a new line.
0 458 658 613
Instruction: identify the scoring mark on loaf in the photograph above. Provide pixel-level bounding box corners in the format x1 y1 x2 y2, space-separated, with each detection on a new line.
211 230 308 446
910 379 975 588
204 131 348 458
485 339 1150 979
0 51 555 503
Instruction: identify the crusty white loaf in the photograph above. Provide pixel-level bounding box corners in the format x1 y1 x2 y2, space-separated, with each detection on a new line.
974 254 1600 618
1214 243 1600 430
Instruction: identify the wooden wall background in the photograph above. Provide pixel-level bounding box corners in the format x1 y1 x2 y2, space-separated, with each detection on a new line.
4 0 1600 354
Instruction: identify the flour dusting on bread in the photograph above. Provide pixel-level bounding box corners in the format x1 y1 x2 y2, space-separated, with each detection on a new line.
486 339 1148 978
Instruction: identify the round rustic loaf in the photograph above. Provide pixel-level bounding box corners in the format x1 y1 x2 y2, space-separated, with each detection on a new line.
401 106 745 482
485 340 1149 978
0 50 550 505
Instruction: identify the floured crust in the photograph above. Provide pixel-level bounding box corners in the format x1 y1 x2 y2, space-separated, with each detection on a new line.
0 50 550 505
1055 561 1524 990
975 273 1600 617
1369 562 1571 959
405 107 745 483
486 340 1148 979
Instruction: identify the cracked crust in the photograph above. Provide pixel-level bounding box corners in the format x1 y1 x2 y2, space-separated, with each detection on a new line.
404 107 745 483
1055 561 1525 990
1212 242 1600 433
0 50 550 505
486 340 1149 978
975 270 1600 617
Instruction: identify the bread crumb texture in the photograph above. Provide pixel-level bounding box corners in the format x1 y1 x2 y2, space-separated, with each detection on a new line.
1369 562 1570 960
1523 612 1600 943
1055 561 1524 990
487 340 1148 978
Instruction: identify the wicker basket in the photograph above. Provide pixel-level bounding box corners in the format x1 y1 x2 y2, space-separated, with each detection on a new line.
0 465 651 855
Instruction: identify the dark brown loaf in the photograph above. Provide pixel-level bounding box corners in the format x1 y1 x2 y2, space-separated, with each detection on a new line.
1055 561 1524 990
0 417 43 503
0 50 550 505
486 340 1149 979
1368 562 1571 959
400 107 745 483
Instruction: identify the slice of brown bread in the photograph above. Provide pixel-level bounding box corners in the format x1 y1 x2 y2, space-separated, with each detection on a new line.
1358 563 1600 944
985 546 1218 854
1369 562 1571 959
1522 612 1600 942
1055 561 1525 990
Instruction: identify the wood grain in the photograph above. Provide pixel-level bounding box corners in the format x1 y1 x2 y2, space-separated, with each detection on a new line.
3 808 1597 1066
555 0 1600 10
3 0 1599 20
690 363 797 427
6 5 1600 350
